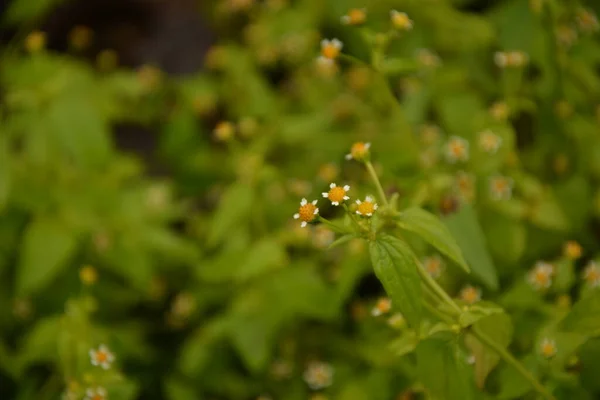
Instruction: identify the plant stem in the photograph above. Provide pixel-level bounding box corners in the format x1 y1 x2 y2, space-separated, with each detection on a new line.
318 216 351 233
342 204 365 231
365 161 389 207
472 328 556 400
416 262 462 316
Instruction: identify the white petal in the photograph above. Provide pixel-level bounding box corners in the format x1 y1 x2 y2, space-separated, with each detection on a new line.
301 221 307 227
355 199 361 204
367 213 372 216
356 211 361 214
365 142 371 149
332 38 343 49
332 201 339 206
365 196 373 202
320 39 330 47
86 389 94 397
343 185 350 191
373 204 378 209
340 15 350 24
314 208 319 214
101 362 110 370
322 192 328 198
345 154 352 160
301 198 307 205
312 200 318 205
294 213 300 219
343 196 349 200
330 183 336 188
98 388 107 396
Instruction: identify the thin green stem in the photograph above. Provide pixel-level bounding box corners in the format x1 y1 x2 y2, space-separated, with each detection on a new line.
342 204 365 231
318 216 351 234
365 161 389 207
416 262 462 316
423 300 454 325
472 328 555 400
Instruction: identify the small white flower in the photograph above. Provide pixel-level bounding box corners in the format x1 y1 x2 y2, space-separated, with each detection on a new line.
583 261 600 287
320 38 343 59
489 175 514 200
341 8 366 25
303 361 334 390
294 198 319 228
445 136 470 163
89 344 115 370
345 142 371 161
390 10 413 30
355 196 378 217
527 261 554 290
540 338 557 358
322 183 350 206
479 129 502 153
85 387 107 400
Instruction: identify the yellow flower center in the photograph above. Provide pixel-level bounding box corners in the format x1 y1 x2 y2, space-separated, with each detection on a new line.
392 12 412 30
322 44 340 59
95 350 108 363
541 341 557 358
357 201 375 216
534 269 550 285
450 141 466 157
492 179 509 193
327 186 346 203
490 102 509 120
564 241 582 260
585 267 600 284
460 287 480 304
25 31 46 53
347 9 366 25
375 298 391 314
350 142 369 160
424 258 442 276
298 203 318 223
79 266 98 285
92 395 104 400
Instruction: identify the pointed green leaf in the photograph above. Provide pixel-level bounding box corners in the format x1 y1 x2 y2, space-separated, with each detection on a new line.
416 334 476 400
17 217 78 295
465 312 513 388
208 182 254 246
328 233 360 249
397 207 469 273
369 234 422 328
443 205 499 290
559 291 600 336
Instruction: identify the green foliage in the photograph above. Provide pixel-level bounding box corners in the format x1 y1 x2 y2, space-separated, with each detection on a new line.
1 0 600 399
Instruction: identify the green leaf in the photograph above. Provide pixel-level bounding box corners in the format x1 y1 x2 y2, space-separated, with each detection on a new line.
369 234 422 328
416 334 475 400
17 217 78 295
389 331 419 357
465 312 513 388
397 207 469 273
559 291 600 336
46 95 112 168
3 0 66 24
497 354 538 399
458 301 504 328
443 205 499 290
235 238 287 281
208 182 254 246
528 196 570 231
14 316 61 375
0 133 9 211
164 376 200 400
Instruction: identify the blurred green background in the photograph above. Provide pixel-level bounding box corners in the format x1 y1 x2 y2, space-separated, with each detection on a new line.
1 0 600 399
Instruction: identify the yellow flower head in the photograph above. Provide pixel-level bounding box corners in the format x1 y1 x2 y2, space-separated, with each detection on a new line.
293 198 319 228
540 338 557 359
320 38 343 60
79 265 98 285
345 142 371 161
563 240 582 260
322 183 350 206
489 175 514 201
89 345 115 370
303 361 334 390
341 8 367 25
355 196 378 217
489 101 509 121
459 285 482 305
390 10 413 31
583 261 600 287
371 297 392 316
213 121 235 141
576 8 599 33
479 129 502 153
422 255 444 279
85 387 107 400
445 136 470 163
527 261 554 290
25 31 46 53
69 25 93 50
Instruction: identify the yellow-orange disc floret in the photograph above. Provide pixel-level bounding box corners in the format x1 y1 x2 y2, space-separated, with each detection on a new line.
445 136 469 163
355 196 378 217
459 285 482 305
371 297 392 316
320 38 343 60
489 175 514 200
479 129 502 153
322 183 350 206
341 8 367 25
85 387 107 400
563 240 582 260
540 338 557 359
390 10 413 31
294 198 319 228
527 261 554 290
422 255 444 278
345 142 371 161
89 344 115 369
